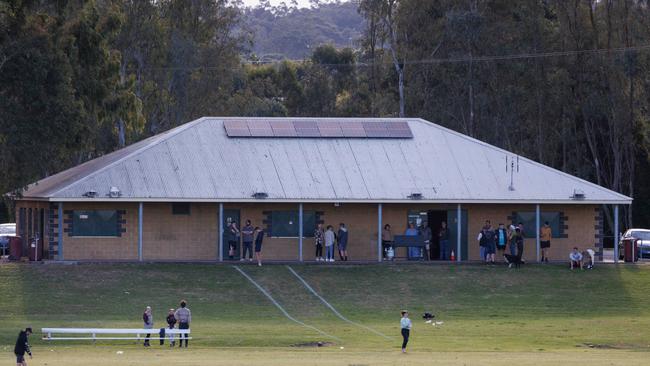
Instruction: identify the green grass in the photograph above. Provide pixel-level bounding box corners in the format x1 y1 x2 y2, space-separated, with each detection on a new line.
1 262 650 364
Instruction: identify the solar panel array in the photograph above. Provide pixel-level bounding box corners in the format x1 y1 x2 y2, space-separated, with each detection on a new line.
224 120 413 138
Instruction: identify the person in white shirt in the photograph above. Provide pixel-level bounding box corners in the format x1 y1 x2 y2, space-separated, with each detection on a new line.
324 225 336 262
569 247 583 270
400 310 412 353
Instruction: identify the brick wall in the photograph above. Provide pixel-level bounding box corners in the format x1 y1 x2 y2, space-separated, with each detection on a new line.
14 200 600 262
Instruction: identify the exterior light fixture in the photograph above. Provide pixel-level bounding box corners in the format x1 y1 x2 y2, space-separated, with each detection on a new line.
252 192 268 199
408 193 423 200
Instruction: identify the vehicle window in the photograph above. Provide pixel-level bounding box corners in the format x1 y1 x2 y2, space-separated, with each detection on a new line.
631 231 650 240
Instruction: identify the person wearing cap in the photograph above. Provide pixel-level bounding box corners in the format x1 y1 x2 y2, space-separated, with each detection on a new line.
400 310 412 353
14 327 32 366
166 308 177 347
174 300 191 347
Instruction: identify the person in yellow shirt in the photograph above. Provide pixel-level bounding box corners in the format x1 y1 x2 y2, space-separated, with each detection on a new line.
540 221 552 263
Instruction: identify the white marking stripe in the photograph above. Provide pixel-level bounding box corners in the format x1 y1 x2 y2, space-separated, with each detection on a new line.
233 266 341 341
286 266 393 341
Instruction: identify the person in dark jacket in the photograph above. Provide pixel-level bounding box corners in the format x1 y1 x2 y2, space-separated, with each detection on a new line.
14 327 32 366
337 223 349 261
254 227 264 266
167 309 177 347
228 222 240 260
241 220 254 262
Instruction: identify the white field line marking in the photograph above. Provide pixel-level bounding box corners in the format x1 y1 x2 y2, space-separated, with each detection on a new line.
286 266 394 341
233 266 341 341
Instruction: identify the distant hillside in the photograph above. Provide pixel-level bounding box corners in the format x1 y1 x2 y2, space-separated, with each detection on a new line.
244 1 364 60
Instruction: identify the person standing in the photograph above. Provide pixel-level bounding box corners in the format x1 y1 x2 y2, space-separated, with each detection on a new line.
540 221 552 263
174 300 191 348
400 310 412 353
14 327 32 366
314 223 325 261
166 309 177 347
254 226 264 266
338 223 349 261
405 223 420 259
517 222 526 262
143 306 153 347
324 225 336 262
241 220 255 262
421 222 432 260
507 225 517 256
478 220 495 263
382 224 393 260
496 223 508 261
438 221 449 260
228 222 240 260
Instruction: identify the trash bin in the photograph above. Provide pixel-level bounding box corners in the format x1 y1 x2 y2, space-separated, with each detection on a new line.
624 238 638 263
9 236 23 261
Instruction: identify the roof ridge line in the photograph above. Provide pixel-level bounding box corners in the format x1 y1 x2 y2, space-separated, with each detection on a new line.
414 118 631 201
46 117 210 198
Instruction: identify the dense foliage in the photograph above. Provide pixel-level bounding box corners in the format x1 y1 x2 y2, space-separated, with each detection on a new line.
1 0 650 233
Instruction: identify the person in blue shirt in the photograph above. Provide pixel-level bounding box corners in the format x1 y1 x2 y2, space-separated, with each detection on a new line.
400 310 412 353
496 223 508 261
405 223 420 259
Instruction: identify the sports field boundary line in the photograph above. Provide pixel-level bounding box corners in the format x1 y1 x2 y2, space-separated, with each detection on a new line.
286 265 394 341
233 266 341 342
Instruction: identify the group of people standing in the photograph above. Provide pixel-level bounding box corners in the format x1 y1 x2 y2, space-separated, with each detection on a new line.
142 300 192 348
314 223 349 262
381 221 451 260
477 220 527 266
226 220 265 266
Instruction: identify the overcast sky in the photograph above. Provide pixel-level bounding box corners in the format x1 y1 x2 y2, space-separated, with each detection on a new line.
240 0 312 8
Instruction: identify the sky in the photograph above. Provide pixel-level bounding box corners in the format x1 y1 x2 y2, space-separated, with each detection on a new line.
241 0 312 8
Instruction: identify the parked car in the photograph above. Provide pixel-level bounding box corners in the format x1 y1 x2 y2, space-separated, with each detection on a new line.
0 223 16 256
619 229 650 260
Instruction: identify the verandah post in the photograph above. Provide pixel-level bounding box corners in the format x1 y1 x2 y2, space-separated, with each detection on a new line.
456 203 461 262
299 203 304 262
377 203 383 262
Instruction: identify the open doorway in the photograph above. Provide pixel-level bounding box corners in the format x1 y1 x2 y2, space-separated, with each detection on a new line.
427 210 447 260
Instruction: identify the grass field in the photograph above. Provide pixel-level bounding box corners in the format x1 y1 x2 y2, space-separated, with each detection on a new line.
1 262 650 365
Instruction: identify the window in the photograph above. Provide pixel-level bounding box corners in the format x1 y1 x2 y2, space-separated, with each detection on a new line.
172 203 191 215
514 211 562 238
270 211 316 237
72 210 118 237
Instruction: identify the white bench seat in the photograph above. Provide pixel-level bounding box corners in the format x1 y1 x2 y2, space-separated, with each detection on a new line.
42 328 191 341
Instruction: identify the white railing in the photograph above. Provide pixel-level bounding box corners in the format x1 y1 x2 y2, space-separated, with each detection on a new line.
42 328 191 341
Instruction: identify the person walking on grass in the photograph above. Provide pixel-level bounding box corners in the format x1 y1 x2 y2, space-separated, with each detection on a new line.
400 310 412 353
174 300 191 348
254 226 264 266
540 221 552 263
314 223 325 261
167 308 177 347
325 225 336 262
143 306 153 347
338 223 349 261
241 220 254 262
14 327 32 366
438 221 449 260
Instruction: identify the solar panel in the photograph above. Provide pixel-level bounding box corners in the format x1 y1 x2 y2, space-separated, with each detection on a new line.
271 120 297 137
247 120 273 137
317 121 344 137
224 119 412 138
362 121 390 138
340 122 367 137
224 120 250 137
386 121 413 138
293 121 320 137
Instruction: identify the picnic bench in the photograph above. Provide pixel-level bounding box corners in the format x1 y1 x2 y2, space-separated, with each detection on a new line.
41 328 191 341
391 235 427 260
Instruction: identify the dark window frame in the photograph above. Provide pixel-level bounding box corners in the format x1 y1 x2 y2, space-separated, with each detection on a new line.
71 210 119 237
172 203 191 216
269 210 316 238
513 211 565 238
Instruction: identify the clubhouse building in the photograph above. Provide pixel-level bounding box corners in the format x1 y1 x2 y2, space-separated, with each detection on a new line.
14 117 631 262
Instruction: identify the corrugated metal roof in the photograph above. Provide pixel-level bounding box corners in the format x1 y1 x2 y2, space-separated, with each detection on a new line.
20 117 632 204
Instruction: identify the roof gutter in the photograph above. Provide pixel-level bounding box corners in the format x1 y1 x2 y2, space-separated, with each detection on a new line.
15 197 633 205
